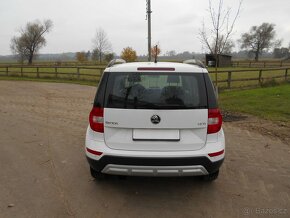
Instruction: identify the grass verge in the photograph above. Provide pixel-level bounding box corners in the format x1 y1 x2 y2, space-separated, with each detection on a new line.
219 83 290 123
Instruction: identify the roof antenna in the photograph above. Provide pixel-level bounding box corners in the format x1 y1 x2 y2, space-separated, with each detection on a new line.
154 45 158 63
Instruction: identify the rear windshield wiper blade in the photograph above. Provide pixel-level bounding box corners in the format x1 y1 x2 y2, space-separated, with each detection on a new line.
136 102 158 109
152 104 208 109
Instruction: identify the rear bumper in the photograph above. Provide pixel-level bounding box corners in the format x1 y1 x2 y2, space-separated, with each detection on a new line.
87 155 224 176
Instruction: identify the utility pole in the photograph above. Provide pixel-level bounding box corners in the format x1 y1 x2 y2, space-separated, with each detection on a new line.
146 0 152 61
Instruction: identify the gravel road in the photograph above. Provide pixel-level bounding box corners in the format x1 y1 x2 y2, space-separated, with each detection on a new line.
0 81 289 218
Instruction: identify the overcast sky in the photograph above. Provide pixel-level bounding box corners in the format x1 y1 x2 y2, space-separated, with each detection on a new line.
0 0 289 56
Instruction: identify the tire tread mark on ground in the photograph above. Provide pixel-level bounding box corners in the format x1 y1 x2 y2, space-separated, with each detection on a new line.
44 92 75 217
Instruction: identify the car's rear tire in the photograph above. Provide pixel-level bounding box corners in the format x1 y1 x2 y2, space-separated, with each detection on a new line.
90 167 106 180
202 170 219 181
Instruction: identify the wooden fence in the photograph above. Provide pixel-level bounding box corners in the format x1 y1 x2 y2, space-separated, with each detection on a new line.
232 60 290 68
0 65 289 89
0 65 106 82
0 61 107 67
209 67 289 89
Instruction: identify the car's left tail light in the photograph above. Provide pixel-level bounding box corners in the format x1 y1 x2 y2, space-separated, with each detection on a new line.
89 107 104 133
207 108 222 134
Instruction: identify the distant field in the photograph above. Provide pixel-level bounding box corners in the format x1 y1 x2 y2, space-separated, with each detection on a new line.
219 84 290 122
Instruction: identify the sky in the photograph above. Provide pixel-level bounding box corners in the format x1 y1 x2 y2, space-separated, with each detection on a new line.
0 0 290 56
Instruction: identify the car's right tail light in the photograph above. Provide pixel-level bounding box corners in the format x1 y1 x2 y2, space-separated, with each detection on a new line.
207 109 222 134
89 107 104 133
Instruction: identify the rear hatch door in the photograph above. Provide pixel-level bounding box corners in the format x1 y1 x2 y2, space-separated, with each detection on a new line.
103 71 208 151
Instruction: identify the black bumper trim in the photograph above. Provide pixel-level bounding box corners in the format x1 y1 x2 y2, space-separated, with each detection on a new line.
87 155 224 174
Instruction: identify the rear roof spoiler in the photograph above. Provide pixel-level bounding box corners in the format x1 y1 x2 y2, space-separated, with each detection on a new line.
107 59 126 68
183 59 205 68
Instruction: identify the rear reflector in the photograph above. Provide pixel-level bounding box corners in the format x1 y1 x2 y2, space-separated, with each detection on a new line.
207 109 222 134
137 67 175 71
86 148 103 156
89 107 104 133
208 150 224 157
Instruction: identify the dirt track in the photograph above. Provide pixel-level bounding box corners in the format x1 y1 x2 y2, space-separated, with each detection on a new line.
0 81 289 218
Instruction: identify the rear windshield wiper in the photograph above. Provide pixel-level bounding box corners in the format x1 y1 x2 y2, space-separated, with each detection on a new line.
151 105 208 109
123 86 133 108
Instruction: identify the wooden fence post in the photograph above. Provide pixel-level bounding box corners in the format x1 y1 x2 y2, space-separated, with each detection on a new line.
55 67 58 78
249 61 252 67
285 69 288 81
36 67 39 78
227 71 232 89
21 67 23 77
259 70 263 86
77 67 80 79
280 61 283 67
264 62 266 68
6 67 8 76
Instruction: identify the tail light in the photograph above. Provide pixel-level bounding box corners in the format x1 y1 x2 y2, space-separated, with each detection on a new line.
207 109 222 134
137 67 175 71
89 107 104 133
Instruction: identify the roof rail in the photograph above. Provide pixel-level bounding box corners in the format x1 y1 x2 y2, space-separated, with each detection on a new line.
183 59 205 68
107 59 126 67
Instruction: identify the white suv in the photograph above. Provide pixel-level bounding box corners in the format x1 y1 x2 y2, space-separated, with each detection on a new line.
85 61 225 181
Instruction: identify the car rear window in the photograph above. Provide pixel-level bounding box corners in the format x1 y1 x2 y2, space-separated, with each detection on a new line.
104 72 208 109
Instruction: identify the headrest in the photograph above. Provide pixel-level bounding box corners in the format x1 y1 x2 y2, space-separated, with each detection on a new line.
128 73 141 82
167 75 180 83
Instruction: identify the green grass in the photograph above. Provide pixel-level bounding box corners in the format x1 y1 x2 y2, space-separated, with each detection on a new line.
219 84 290 122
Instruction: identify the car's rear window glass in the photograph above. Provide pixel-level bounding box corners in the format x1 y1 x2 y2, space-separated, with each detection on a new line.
105 72 207 109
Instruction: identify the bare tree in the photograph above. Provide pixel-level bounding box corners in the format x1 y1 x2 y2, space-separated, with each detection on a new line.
199 0 242 87
92 28 112 63
91 48 100 62
239 23 281 61
10 19 53 64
